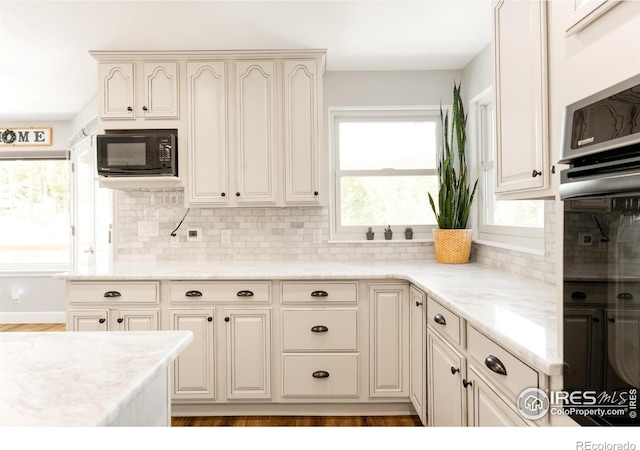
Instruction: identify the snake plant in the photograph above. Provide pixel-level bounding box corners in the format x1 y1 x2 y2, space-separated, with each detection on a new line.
428 81 478 229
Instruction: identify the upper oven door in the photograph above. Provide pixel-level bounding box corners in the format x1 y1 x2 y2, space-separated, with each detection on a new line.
97 133 160 175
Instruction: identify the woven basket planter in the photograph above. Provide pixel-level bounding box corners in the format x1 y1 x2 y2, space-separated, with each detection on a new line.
432 229 472 264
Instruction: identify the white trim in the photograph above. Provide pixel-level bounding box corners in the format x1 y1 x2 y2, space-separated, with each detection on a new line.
474 239 547 256
0 311 66 324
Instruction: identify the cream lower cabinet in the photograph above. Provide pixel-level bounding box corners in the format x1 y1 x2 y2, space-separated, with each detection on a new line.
427 328 467 426
369 283 410 398
466 366 528 426
409 286 427 425
170 309 216 400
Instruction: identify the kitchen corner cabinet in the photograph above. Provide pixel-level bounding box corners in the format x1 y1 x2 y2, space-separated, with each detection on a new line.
185 54 324 208
99 61 179 120
409 286 427 425
493 0 551 198
369 283 409 398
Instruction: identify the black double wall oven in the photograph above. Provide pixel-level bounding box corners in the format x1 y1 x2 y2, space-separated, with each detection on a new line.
559 74 640 426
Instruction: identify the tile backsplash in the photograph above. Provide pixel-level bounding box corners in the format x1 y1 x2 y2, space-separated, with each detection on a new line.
115 191 557 283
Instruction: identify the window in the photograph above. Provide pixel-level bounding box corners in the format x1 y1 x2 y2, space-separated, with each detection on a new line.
330 108 440 240
476 90 544 249
0 153 71 271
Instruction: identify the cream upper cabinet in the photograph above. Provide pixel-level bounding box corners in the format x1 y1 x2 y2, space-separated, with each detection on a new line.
233 60 278 205
493 0 550 198
283 60 321 205
99 61 179 120
186 61 229 206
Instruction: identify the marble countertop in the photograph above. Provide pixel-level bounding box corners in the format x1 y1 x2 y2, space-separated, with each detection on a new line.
0 330 193 426
56 260 562 376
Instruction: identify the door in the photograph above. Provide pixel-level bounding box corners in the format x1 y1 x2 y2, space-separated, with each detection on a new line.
409 287 427 425
170 309 215 400
72 137 112 270
467 366 528 426
143 62 179 118
100 63 135 119
67 309 108 332
427 328 466 426
115 309 159 331
225 308 272 399
233 60 277 205
563 307 604 391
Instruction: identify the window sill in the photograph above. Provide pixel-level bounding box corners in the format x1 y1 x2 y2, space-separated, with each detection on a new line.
327 239 432 244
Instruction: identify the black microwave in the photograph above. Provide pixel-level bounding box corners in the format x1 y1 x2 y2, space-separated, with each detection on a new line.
96 129 177 177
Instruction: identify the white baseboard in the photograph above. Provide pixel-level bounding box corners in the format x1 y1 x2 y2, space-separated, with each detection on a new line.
0 312 66 324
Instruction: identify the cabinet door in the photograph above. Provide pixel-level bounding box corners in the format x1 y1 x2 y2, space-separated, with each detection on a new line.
369 284 409 397
186 61 229 206
143 62 179 118
409 287 427 425
493 0 549 195
563 308 604 391
234 60 277 205
115 309 159 331
427 328 466 426
67 309 109 332
99 63 134 119
283 60 321 205
170 309 215 400
467 366 528 426
225 308 272 399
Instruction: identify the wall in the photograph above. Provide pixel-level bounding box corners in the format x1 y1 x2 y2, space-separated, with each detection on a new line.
113 70 462 262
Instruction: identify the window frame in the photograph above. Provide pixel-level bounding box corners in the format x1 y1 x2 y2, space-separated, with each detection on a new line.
329 106 442 242
473 88 545 251
0 149 73 273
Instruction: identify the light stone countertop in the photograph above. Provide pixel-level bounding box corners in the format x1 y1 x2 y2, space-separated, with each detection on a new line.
55 260 562 376
0 330 193 426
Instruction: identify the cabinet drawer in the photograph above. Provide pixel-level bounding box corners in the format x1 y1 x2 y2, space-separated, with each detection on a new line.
68 282 159 304
282 354 359 397
282 309 358 351
427 297 463 347
170 282 271 303
467 325 539 402
281 282 358 303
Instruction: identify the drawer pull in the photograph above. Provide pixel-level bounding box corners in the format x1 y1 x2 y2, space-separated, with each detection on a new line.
98 318 106 324
434 313 446 325
311 325 329 333
485 355 507 375
571 291 587 300
450 367 460 375
463 379 473 388
311 290 329 297
185 290 203 297
617 292 633 300
103 291 121 298
312 370 330 379
236 290 254 297
117 318 123 324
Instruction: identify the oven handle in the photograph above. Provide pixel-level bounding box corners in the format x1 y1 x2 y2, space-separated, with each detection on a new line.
560 171 640 200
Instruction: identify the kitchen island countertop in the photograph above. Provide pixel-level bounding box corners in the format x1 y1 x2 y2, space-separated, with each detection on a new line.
0 330 193 426
56 260 562 376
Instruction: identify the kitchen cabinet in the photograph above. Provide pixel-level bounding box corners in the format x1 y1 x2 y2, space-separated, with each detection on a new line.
409 286 427 425
169 281 272 402
170 309 216 400
280 281 360 399
66 281 160 332
369 283 409 398
493 0 550 198
563 307 604 391
185 54 324 208
225 308 272 399
99 61 179 120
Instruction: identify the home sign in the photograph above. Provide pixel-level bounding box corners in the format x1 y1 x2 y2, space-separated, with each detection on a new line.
0 127 52 146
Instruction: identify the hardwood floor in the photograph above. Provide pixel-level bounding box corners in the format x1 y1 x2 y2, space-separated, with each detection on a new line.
1 323 421 427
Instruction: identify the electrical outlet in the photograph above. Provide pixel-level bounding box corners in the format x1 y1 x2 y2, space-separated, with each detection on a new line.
187 228 202 242
221 230 231 245
11 287 21 304
313 229 322 244
170 233 180 247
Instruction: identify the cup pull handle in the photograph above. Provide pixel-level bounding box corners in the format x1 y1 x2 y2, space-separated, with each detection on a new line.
311 325 329 333
312 371 330 379
236 290 254 297
103 291 121 298
311 290 329 297
434 313 446 325
185 290 203 297
485 355 507 375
